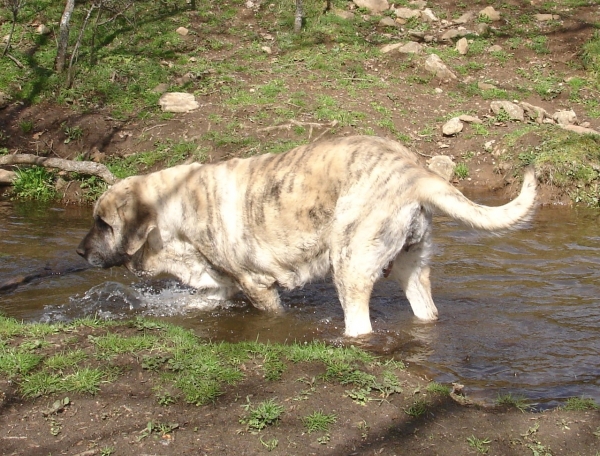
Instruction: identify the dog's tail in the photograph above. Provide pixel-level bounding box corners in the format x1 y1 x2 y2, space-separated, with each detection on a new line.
418 167 537 232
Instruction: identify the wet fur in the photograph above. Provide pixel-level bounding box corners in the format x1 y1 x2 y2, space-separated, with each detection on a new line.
77 136 537 337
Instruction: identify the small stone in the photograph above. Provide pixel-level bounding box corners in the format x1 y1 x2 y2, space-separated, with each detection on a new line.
0 91 10 109
553 109 578 126
36 24 51 35
408 31 426 41
151 83 169 94
428 155 456 181
534 13 560 21
409 0 427 8
490 100 524 122
442 117 464 136
335 10 355 20
454 11 474 24
479 6 501 21
478 82 497 90
380 42 403 54
261 45 272 54
484 140 495 152
354 0 389 14
0 169 16 185
378 17 398 28
176 26 189 36
424 54 457 81
475 23 490 36
394 7 421 19
456 37 468 55
521 102 550 123
487 44 503 53
458 114 482 124
561 124 599 135
158 92 199 113
397 41 423 54
421 8 438 22
435 87 443 94
441 29 461 41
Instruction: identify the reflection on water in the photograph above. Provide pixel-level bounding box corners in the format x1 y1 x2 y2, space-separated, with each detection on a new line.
1 198 599 408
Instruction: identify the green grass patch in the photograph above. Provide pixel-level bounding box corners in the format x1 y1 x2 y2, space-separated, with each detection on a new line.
496 392 529 412
12 166 56 201
563 396 599 411
301 410 337 433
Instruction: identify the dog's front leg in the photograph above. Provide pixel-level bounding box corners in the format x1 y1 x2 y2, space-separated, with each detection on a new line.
238 277 283 312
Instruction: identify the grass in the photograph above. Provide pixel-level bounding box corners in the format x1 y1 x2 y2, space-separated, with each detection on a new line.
454 162 469 179
496 392 529 412
467 435 492 454
301 410 337 434
563 396 599 411
12 166 56 201
404 398 428 417
241 398 285 431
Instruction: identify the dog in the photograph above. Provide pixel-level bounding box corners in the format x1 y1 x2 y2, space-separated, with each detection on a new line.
77 135 537 337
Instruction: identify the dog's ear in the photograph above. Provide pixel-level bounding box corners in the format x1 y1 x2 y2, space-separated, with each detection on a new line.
117 198 158 256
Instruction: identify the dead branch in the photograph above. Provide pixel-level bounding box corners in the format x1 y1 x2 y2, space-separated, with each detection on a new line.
257 119 338 133
0 154 118 184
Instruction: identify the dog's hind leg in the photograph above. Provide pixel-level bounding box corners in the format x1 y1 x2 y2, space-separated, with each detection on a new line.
389 239 438 321
333 269 374 337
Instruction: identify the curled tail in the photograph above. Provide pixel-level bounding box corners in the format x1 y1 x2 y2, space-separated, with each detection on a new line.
419 167 537 231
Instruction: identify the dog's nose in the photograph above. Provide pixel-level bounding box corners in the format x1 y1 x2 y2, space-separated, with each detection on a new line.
76 246 85 258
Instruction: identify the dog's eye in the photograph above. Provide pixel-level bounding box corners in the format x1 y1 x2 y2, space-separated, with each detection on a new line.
96 217 111 231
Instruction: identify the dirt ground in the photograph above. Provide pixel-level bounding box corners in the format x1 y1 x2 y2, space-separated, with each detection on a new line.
1 0 600 454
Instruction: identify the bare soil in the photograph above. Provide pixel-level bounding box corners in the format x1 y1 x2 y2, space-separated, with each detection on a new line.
1 1 600 454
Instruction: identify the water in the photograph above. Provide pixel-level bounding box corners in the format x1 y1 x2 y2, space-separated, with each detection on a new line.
1 197 599 408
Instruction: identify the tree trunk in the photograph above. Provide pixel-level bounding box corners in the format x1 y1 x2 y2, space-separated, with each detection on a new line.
56 0 75 72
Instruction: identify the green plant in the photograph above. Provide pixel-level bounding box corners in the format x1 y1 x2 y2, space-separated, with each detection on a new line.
301 411 337 433
454 162 469 179
467 435 491 454
241 398 284 431
13 166 56 201
63 125 83 144
19 120 34 133
496 392 528 412
426 381 451 395
563 396 599 411
527 36 550 54
404 398 428 417
259 436 279 451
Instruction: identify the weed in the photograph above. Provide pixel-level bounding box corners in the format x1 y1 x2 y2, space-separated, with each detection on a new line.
63 125 83 144
263 355 286 381
19 120 34 134
454 162 469 179
241 398 285 431
563 396 599 411
405 398 428 417
45 350 87 371
467 435 491 454
13 166 56 201
259 436 279 451
496 392 529 412
345 387 373 405
373 370 403 398
79 176 108 201
426 381 451 396
301 410 337 433
527 36 550 55
100 447 115 456
138 421 179 441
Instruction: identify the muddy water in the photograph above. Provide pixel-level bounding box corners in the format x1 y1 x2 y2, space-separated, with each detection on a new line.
1 198 599 408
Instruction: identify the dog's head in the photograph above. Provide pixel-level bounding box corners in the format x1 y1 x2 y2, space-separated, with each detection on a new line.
76 177 161 271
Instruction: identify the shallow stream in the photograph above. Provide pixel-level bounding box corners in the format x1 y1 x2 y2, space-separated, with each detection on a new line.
1 197 599 408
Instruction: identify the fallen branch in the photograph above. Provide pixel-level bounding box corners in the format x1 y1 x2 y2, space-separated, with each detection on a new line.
0 263 91 294
257 119 338 133
0 154 118 184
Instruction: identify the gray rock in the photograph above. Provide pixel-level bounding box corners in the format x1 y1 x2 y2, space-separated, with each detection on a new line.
428 155 456 181
456 37 468 55
490 100 524 122
354 0 389 14
335 10 355 20
479 6 500 21
478 82 497 90
378 17 398 27
409 31 426 41
158 92 199 113
442 117 464 136
458 114 482 124
534 13 560 21
0 169 16 185
421 8 438 22
394 7 421 19
521 102 550 123
454 11 474 24
0 91 10 109
176 26 189 36
441 29 461 41
553 109 578 126
36 24 51 35
261 45 272 54
561 124 599 135
380 42 403 54
397 41 423 54
424 54 457 81
409 0 427 8
487 44 503 53
475 23 491 36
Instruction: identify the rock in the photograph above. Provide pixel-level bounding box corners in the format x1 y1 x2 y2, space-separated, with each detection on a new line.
378 17 398 27
0 91 10 109
175 73 195 85
158 92 199 113
441 29 461 41
428 155 456 181
442 117 464 136
152 83 169 94
534 13 560 21
424 54 457 81
484 140 495 152
421 8 438 22
479 6 501 21
561 124 599 135
380 42 403 54
394 7 421 19
176 27 189 36
354 0 389 14
475 23 491 36
409 0 427 8
434 87 443 94
397 41 423 54
478 81 497 90
335 10 355 20
521 102 550 123
0 169 16 186
261 45 272 54
454 11 474 24
487 44 503 53
36 24 51 35
458 114 482 124
490 100 524 122
409 31 426 41
456 37 468 55
553 109 577 126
